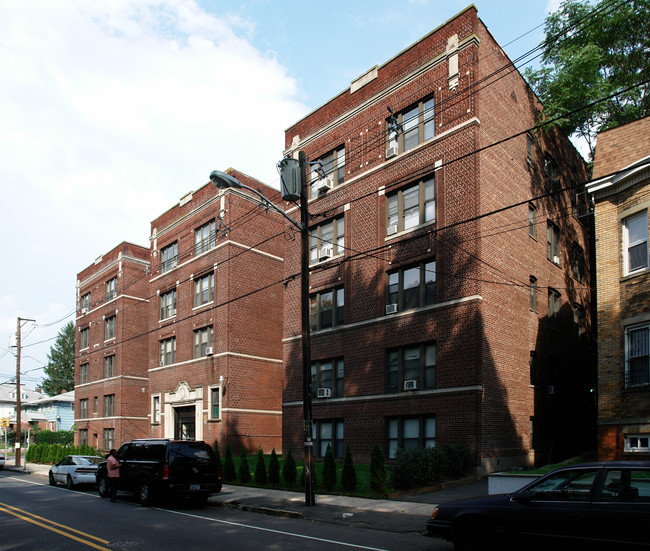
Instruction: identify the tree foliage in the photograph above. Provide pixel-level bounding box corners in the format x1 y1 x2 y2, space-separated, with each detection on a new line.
525 0 650 160
41 321 75 396
341 445 357 492
322 444 337 491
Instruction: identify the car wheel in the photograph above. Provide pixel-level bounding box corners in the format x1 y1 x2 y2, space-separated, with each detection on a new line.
49 472 57 486
66 475 75 490
97 474 109 498
453 519 495 551
138 479 155 506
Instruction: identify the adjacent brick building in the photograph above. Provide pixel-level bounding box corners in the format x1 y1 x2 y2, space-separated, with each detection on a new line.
281 6 594 474
586 116 650 459
75 170 285 454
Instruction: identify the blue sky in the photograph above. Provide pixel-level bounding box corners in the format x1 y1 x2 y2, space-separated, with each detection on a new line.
0 0 559 389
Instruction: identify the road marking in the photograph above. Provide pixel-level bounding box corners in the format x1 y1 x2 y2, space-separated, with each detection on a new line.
159 508 392 551
0 501 111 551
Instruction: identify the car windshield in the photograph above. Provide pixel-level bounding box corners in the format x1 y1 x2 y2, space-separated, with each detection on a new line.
169 442 215 463
78 456 102 465
525 469 598 501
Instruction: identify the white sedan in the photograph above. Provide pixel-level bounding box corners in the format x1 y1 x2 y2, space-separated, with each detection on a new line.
0 451 5 469
49 455 103 489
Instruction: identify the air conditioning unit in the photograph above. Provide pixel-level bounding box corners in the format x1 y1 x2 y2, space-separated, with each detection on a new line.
386 304 398 315
387 224 398 236
319 245 333 260
404 380 418 391
548 385 556 395
159 360 165 367
205 347 213 356
386 145 398 159
81 308 88 315
316 176 334 192
553 255 560 264
317 387 331 398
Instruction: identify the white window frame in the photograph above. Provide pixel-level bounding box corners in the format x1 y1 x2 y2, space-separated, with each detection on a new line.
623 210 649 276
194 272 214 308
625 434 650 453
309 216 344 265
386 177 435 235
625 324 650 388
208 385 221 421
151 394 161 425
160 289 177 320
195 219 216 255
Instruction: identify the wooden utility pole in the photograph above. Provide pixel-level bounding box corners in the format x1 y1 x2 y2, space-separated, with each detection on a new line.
15 317 35 467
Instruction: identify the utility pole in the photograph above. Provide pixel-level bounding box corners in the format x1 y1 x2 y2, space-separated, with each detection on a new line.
15 317 35 467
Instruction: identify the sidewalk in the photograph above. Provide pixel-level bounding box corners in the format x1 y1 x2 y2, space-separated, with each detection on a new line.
4 462 488 534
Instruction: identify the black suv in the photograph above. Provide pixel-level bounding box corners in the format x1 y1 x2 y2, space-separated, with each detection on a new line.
96 439 222 506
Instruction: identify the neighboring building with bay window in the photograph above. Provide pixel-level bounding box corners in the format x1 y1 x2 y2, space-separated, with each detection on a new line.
281 6 594 474
586 116 650 460
75 170 285 454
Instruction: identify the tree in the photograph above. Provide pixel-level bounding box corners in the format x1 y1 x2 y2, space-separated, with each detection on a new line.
370 443 387 494
254 448 267 485
525 0 650 161
223 444 236 482
268 449 280 486
238 449 251 484
41 321 75 396
282 449 297 487
322 444 337 492
341 445 357 492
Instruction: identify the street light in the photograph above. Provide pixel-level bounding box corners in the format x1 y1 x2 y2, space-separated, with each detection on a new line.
209 155 316 506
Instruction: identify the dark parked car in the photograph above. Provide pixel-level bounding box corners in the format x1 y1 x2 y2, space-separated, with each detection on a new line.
96 439 222 506
427 461 650 550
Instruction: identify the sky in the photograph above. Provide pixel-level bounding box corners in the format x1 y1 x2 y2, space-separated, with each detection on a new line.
0 0 561 391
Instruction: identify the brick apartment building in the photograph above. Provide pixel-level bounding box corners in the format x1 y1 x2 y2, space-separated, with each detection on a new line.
75 170 285 453
586 116 650 460
281 6 594 474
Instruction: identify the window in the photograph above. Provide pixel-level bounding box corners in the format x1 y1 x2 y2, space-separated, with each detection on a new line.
79 363 89 384
571 243 586 283
209 387 220 420
313 420 344 458
94 396 98 414
309 216 344 264
573 304 586 338
548 289 561 330
311 146 345 198
103 428 115 450
526 469 598 502
526 133 534 165
80 293 91 312
626 325 650 387
194 272 214 307
159 337 176 366
387 343 436 392
623 211 648 275
160 289 177 320
104 394 115 417
193 326 213 358
79 399 88 419
529 276 537 311
387 97 434 155
387 260 436 312
625 436 650 453
387 416 436 458
544 155 560 196
160 242 178 273
104 355 115 378
79 327 89 350
310 288 344 331
104 316 115 341
195 219 216 255
152 395 161 424
105 277 117 301
547 221 560 264
78 429 88 446
528 204 536 239
386 177 435 234
311 358 344 398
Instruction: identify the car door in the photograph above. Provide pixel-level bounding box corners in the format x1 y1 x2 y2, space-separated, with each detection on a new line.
119 442 143 492
587 467 650 547
506 467 598 546
55 456 73 484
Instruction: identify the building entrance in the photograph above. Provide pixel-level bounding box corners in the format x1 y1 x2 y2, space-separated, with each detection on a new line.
174 405 195 440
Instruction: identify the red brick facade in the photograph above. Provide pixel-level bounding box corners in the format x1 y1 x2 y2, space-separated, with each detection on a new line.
75 171 285 455
282 6 594 474
587 116 650 460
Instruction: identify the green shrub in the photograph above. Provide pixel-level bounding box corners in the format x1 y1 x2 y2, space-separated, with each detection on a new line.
254 448 267 485
223 444 236 481
213 441 222 473
341 445 357 492
390 444 473 489
238 449 251 484
268 449 280 486
282 449 297 487
322 444 337 491
370 443 386 493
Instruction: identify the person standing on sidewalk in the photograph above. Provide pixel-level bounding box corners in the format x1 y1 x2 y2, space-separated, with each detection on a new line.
106 449 120 503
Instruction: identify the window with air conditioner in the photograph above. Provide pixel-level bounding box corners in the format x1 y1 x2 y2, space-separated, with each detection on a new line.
311 358 344 399
80 292 91 312
309 216 344 265
547 221 560 265
386 96 434 157
387 260 436 312
386 177 435 235
310 146 345 199
160 289 177 320
194 326 213 359
160 241 178 273
387 343 436 393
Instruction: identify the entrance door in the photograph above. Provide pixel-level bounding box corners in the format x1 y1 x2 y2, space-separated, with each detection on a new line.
174 406 195 440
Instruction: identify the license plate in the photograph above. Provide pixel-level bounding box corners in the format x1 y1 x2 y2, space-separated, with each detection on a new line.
190 484 200 491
